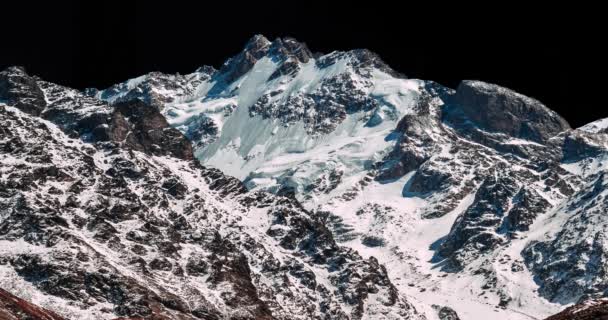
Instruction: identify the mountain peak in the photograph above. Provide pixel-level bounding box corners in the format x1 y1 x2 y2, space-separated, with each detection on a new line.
1 65 29 76
244 34 271 49
268 36 313 63
242 34 272 58
0 65 46 115
219 34 313 83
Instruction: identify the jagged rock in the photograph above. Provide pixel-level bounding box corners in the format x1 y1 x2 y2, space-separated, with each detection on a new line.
362 235 385 247
99 69 215 110
545 299 608 320
406 166 453 195
250 72 377 135
0 66 47 115
219 34 272 83
432 305 461 320
107 100 194 160
562 130 606 161
504 187 550 232
438 171 518 270
450 80 570 143
183 113 219 149
523 172 608 304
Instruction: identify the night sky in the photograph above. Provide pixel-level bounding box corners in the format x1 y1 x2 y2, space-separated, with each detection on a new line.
1 2 603 127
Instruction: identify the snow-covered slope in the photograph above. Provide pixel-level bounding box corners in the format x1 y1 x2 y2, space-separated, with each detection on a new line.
95 35 421 204
3 35 608 320
1 67 424 319
93 35 594 319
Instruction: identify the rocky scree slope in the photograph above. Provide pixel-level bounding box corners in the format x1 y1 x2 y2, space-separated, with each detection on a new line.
0 66 423 319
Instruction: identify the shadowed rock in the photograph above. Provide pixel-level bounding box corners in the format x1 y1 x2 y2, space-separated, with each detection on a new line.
0 66 47 115
107 100 194 160
450 80 570 143
545 299 608 320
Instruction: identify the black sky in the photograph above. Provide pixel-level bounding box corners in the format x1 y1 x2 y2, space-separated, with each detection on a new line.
1 2 603 127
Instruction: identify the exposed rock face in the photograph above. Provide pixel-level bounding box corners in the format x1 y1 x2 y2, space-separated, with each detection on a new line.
0 66 46 116
316 49 403 78
0 67 193 161
545 299 608 320
249 71 379 135
0 88 423 319
182 113 219 150
524 171 608 304
98 68 216 111
376 83 448 181
437 171 518 270
108 100 194 160
218 34 273 83
450 80 570 143
218 34 313 84
561 129 607 161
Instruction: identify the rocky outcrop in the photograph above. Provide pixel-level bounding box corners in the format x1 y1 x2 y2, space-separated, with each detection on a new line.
249 72 378 135
0 67 193 161
0 66 47 116
449 80 570 143
182 113 220 150
524 172 608 304
545 299 608 320
107 100 194 160
438 171 518 270
218 34 313 84
432 305 461 320
376 86 443 181
561 129 607 162
98 68 215 110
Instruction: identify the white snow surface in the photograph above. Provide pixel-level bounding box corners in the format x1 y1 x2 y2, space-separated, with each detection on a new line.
578 117 608 133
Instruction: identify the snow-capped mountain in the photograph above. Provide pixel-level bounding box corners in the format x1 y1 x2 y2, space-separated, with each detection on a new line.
2 35 608 320
0 65 421 319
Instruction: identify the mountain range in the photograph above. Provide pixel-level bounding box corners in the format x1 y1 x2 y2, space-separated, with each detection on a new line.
1 35 607 320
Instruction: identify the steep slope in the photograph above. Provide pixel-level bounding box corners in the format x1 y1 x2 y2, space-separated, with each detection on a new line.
94 36 585 319
312 79 579 319
545 298 608 319
0 70 424 319
523 126 608 304
5 34 608 320
96 35 419 203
